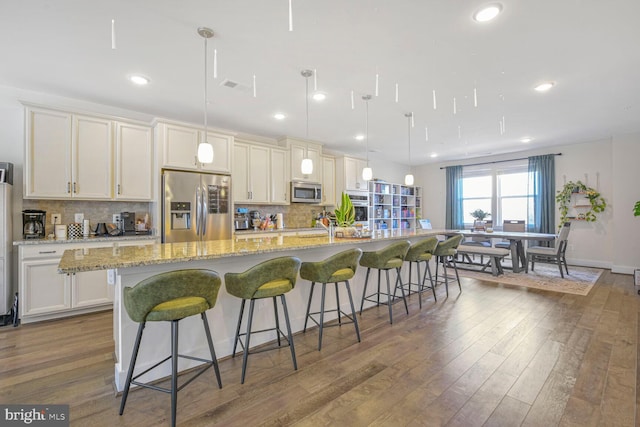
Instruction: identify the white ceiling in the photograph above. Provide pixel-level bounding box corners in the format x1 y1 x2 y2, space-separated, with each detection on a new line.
2 1 639 165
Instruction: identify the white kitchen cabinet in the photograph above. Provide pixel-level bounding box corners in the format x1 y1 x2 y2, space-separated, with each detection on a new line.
270 148 289 204
159 122 232 173
18 238 157 323
25 108 113 199
286 140 322 183
115 122 153 200
321 155 336 206
232 142 269 203
335 156 368 193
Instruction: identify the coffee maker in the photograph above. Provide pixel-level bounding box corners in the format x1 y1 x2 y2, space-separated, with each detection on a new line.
23 209 46 239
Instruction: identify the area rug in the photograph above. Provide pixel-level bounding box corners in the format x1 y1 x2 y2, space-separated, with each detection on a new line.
455 263 603 296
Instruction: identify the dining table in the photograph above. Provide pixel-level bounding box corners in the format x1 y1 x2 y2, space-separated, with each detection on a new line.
449 230 557 273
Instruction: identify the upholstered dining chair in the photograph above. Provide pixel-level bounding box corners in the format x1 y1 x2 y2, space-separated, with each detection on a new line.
525 222 571 278
495 219 526 249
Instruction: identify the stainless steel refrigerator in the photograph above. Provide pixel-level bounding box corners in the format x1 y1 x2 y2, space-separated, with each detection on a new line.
162 170 232 243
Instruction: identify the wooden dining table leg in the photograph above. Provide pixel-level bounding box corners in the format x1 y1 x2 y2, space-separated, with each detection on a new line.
509 240 522 273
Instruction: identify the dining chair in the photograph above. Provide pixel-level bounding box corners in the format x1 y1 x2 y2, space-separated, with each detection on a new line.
525 222 571 277
495 220 526 249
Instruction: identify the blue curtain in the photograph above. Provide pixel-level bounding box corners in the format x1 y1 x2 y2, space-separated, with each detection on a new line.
445 165 464 229
528 154 555 243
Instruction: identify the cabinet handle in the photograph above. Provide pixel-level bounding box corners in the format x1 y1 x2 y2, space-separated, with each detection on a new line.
194 155 198 166
117 184 121 194
38 250 57 254
73 182 77 193
67 182 71 193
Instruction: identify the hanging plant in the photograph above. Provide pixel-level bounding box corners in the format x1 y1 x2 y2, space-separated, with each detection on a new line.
634 201 640 217
556 180 606 228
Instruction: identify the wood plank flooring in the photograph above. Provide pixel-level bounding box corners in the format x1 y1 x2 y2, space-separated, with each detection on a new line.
0 270 637 426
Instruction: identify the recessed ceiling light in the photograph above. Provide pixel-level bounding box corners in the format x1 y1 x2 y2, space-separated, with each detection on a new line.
312 92 326 101
534 82 555 92
473 3 502 22
355 134 365 141
430 153 438 158
520 137 533 143
273 113 286 120
129 74 150 85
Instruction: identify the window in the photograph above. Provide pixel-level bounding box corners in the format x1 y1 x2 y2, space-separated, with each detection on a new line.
461 161 531 228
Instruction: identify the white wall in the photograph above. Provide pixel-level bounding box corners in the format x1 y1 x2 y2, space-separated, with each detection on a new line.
414 137 639 272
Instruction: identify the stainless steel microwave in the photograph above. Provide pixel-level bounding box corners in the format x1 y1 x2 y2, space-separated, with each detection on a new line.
291 181 322 203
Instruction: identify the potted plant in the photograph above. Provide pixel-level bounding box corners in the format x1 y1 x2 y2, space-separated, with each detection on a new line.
470 209 491 230
556 180 607 228
333 192 356 237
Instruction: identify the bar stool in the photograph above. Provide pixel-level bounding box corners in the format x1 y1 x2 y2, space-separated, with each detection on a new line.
359 240 411 324
119 269 223 427
300 248 363 350
225 256 301 384
403 236 439 307
433 234 464 297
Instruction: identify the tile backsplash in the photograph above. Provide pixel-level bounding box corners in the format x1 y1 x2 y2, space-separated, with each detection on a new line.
22 200 153 229
235 204 333 229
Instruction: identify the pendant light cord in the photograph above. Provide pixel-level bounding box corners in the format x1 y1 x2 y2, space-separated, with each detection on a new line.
407 113 411 166
365 99 369 166
305 75 309 138
203 35 208 136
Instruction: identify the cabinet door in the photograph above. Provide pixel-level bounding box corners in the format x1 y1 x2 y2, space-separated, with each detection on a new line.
249 146 270 203
162 123 199 170
321 156 336 206
344 157 367 191
72 269 111 308
200 131 232 173
115 122 153 200
72 115 113 199
270 148 289 204
232 143 251 203
21 258 71 316
25 108 72 198
290 143 321 183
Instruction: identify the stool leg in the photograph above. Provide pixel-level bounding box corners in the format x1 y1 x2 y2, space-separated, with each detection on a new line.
425 261 437 302
201 312 222 389
171 320 179 427
280 295 297 370
385 269 393 324
407 262 413 294
395 267 409 315
416 261 423 309
240 299 255 384
232 299 246 357
318 283 326 350
442 256 449 297
119 322 145 416
452 258 461 292
303 282 316 333
377 269 382 306
335 283 342 326
345 280 361 342
360 268 371 315
273 296 281 347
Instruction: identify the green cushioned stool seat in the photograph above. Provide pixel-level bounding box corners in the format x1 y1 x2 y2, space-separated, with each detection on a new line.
358 240 411 324
225 256 301 384
402 237 439 307
433 234 464 297
119 269 223 427
300 248 363 350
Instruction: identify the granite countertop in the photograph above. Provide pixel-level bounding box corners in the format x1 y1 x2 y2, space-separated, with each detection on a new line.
234 227 326 236
58 229 446 274
14 234 158 246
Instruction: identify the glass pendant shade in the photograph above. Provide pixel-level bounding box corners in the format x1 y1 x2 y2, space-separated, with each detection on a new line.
301 158 313 175
404 173 414 186
362 166 373 181
197 141 214 164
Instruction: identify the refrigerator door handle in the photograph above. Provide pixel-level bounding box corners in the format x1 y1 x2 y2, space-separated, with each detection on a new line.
195 185 201 237
201 185 208 237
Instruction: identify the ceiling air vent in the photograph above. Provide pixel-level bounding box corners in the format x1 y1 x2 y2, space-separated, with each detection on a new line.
220 78 251 93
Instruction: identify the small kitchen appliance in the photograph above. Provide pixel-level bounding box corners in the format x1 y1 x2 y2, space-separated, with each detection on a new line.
234 208 250 231
120 212 136 234
290 181 322 203
22 209 46 239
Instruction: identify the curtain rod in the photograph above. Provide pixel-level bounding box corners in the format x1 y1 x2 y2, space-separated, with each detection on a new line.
439 153 562 169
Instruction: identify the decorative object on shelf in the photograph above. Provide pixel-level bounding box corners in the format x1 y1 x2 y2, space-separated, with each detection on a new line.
470 209 491 221
634 201 640 217
361 95 373 181
404 112 414 186
197 27 214 164
334 192 356 237
300 69 314 175
556 180 607 227
67 223 82 239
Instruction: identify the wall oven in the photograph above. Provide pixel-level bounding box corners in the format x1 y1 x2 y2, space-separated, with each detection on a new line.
291 181 322 203
346 190 369 227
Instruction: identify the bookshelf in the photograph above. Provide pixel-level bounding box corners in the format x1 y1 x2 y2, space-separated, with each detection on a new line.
368 181 421 231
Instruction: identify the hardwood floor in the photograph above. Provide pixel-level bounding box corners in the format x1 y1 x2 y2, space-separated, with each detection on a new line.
1 270 637 426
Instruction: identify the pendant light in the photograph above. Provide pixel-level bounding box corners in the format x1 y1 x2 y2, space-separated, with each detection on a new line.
404 112 414 186
300 69 314 175
362 95 373 181
197 27 214 164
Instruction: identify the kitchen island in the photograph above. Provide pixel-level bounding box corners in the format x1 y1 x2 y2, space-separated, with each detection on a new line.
58 229 446 391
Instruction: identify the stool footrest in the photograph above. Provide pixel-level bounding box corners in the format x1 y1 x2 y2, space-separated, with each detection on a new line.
362 293 404 307
234 327 292 355
130 354 216 394
306 309 356 329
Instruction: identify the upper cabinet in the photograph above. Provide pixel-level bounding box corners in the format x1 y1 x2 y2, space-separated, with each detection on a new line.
321 155 336 206
335 156 368 193
115 122 153 201
270 148 289 204
158 122 232 174
232 142 270 204
25 108 112 200
24 106 153 201
282 138 322 183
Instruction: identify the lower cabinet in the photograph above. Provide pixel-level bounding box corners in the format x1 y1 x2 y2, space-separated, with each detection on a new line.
18 238 156 323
